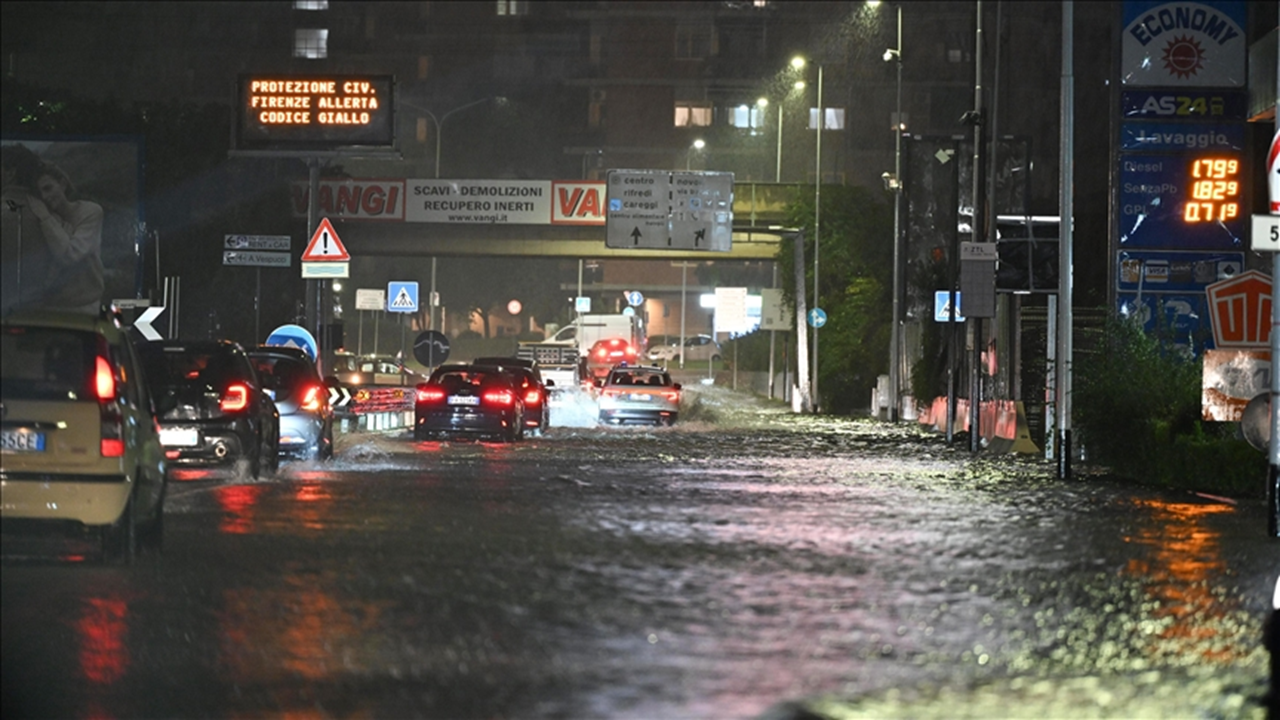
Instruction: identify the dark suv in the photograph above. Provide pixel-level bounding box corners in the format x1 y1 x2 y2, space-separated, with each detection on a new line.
248 345 333 461
137 340 279 480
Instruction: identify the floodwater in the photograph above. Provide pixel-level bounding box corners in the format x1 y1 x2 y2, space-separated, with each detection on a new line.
2 385 1276 719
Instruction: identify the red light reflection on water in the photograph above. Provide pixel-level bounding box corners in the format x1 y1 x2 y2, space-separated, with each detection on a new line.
215 484 266 534
75 597 130 684
1124 498 1241 662
218 578 386 684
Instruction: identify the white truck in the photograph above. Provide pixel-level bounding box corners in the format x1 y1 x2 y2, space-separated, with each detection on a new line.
517 314 647 393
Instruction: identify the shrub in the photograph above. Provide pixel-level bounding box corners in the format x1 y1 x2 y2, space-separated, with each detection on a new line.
1073 311 1265 498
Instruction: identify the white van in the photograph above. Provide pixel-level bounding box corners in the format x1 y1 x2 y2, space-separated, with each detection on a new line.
543 314 646 357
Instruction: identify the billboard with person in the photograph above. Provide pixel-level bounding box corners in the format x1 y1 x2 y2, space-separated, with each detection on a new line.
1 137 142 314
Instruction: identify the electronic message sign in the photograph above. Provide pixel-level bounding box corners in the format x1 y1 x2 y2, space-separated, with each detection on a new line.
236 75 395 149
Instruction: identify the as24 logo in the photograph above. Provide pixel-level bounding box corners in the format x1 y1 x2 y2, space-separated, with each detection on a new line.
1138 94 1225 117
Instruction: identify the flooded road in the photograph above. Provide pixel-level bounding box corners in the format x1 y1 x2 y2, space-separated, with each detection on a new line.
3 386 1276 718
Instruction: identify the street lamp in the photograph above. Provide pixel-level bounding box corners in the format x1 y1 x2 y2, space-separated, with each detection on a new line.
884 3 904 422
686 138 705 170
806 57 824 413
416 97 497 178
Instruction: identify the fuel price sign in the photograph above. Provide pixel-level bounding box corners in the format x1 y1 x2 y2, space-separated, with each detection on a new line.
1119 153 1244 250
1183 155 1241 223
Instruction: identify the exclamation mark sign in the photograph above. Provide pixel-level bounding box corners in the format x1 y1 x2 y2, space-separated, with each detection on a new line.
322 231 330 254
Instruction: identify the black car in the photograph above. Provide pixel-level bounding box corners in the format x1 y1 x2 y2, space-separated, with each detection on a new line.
248 345 333 461
414 363 525 442
472 356 552 435
137 340 279 480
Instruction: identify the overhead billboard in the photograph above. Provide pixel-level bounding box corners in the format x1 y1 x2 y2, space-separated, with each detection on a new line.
1 137 142 314
236 75 395 149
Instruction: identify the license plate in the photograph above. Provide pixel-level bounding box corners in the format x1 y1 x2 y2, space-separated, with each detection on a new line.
0 428 46 452
629 393 652 402
448 395 481 406
160 427 199 447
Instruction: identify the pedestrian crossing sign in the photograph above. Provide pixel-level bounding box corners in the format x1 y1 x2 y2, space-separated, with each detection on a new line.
387 281 419 313
934 290 964 322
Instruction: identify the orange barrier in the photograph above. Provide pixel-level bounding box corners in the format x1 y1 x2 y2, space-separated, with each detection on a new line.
916 396 1040 455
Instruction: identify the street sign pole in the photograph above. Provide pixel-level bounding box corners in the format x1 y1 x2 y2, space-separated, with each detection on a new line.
1270 247 1279 537
1267 122 1280 537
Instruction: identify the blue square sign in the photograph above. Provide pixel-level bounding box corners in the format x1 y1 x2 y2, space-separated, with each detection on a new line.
387 281 419 313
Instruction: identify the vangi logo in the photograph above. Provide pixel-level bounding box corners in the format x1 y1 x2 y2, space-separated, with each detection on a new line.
1161 34 1205 79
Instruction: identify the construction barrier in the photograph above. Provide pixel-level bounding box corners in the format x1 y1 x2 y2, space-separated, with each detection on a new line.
336 385 416 434
914 396 1039 455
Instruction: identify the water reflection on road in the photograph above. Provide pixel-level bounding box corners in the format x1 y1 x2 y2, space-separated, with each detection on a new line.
2 385 1275 719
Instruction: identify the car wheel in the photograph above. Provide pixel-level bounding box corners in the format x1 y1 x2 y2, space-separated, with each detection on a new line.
102 494 137 565
322 427 334 460
138 481 166 555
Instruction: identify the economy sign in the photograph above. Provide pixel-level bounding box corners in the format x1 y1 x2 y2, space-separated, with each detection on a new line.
1120 1 1247 87
237 75 395 149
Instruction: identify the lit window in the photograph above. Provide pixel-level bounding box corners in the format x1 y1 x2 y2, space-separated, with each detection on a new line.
675 102 712 127
497 0 528 15
294 0 328 9
728 104 766 131
294 28 328 59
675 26 712 59
807 107 846 130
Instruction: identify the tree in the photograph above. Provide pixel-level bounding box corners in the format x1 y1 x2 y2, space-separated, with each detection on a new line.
777 185 893 414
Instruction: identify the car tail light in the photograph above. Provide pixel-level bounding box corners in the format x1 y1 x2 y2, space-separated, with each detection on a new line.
220 383 250 412
663 390 681 403
94 355 116 401
92 339 125 457
524 388 542 405
482 389 514 407
595 347 608 359
416 385 446 404
300 384 323 412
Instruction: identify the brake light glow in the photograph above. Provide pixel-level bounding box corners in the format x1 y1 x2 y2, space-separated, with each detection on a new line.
300 385 323 412
220 383 250 412
524 389 542 405
94 356 116 400
482 389 515 406
595 347 608 359
417 386 446 403
100 438 125 457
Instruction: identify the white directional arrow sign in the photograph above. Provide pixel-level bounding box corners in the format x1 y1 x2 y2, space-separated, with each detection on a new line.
134 306 165 341
327 385 353 409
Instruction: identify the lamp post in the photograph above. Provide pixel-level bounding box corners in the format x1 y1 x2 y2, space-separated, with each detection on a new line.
885 4 904 422
686 138 705 170
772 57 808 183
811 60 824 413
416 97 495 179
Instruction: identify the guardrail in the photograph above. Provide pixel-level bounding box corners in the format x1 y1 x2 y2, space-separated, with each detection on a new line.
335 384 415 433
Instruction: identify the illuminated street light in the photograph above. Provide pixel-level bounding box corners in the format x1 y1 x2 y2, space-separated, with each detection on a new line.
686 138 706 170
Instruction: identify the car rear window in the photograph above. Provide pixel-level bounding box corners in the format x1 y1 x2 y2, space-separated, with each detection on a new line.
0 326 97 401
139 346 249 390
609 371 668 386
250 355 314 392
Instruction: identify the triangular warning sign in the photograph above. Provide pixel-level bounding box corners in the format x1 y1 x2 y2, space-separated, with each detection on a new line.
390 287 415 309
301 217 350 261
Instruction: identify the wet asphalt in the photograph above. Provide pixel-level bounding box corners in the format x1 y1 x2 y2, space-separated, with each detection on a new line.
2 385 1276 719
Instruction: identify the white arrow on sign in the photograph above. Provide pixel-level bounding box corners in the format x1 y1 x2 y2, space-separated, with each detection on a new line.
327 385 353 408
135 306 164 341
